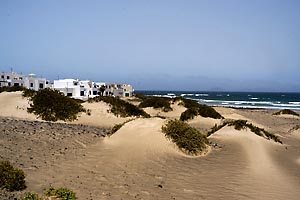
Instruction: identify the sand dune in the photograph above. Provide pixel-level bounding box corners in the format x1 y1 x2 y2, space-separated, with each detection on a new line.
1 91 300 199
74 102 131 128
0 91 38 120
104 118 181 157
143 102 186 119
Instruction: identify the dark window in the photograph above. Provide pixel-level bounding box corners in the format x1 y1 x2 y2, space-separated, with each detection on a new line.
8 82 11 86
7 76 10 79
1 75 4 79
30 83 34 87
93 91 97 95
80 91 84 96
14 83 19 86
19 77 22 80
125 93 129 97
46 81 49 84
39 83 44 89
67 93 72 97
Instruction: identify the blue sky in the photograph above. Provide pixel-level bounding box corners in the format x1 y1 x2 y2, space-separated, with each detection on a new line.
0 0 299 91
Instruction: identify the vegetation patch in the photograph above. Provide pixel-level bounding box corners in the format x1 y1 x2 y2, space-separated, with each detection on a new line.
207 120 282 144
137 95 173 112
21 192 42 200
44 187 77 200
27 88 86 122
0 86 24 93
22 89 37 98
0 161 26 192
176 97 223 120
88 96 150 118
19 187 77 200
273 109 299 116
109 119 134 136
161 119 209 155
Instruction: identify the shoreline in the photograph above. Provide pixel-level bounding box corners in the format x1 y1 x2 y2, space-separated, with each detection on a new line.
1 91 300 199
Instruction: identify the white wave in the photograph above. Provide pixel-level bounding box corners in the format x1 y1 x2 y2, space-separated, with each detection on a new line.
271 103 300 107
195 94 209 97
167 93 176 96
250 97 259 100
289 102 300 105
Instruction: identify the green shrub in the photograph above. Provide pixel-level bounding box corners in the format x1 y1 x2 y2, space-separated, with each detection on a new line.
139 96 173 112
21 192 43 200
27 88 85 122
179 107 199 121
134 93 147 100
0 161 26 191
44 187 77 200
88 96 150 118
207 120 282 144
273 109 299 116
207 123 226 137
180 105 223 121
226 120 248 130
22 89 37 98
162 119 209 155
110 123 124 135
175 97 223 120
174 97 199 108
0 86 24 93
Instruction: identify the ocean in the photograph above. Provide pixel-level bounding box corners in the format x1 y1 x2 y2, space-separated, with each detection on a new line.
137 91 300 110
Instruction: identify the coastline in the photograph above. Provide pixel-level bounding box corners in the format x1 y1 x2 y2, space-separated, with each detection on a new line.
0 91 300 199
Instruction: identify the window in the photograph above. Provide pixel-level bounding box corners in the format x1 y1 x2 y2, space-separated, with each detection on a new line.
7 76 10 79
19 77 23 80
80 91 84 96
93 91 97 95
67 93 72 97
1 75 4 79
8 82 11 86
30 83 34 87
14 83 19 86
39 83 44 89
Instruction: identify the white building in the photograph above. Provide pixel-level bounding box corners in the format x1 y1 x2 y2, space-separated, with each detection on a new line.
23 74 50 91
1 71 135 99
53 79 94 100
0 72 49 91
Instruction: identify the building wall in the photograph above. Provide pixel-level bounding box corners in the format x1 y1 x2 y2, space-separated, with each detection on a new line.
0 72 24 87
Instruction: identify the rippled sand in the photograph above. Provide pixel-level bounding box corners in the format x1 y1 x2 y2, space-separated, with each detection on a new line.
1 92 300 199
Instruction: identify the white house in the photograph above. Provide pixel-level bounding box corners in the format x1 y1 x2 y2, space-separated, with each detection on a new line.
1 71 135 99
0 72 24 87
0 72 49 91
23 74 50 91
53 79 94 100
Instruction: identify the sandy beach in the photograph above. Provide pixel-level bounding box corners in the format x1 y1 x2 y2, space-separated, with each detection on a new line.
1 92 300 199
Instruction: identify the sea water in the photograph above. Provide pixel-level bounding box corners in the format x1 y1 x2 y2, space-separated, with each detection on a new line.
137 91 300 110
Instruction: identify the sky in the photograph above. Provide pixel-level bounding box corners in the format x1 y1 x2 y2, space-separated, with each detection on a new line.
0 0 300 92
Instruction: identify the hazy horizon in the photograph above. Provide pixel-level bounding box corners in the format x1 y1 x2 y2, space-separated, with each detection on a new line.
1 0 299 92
